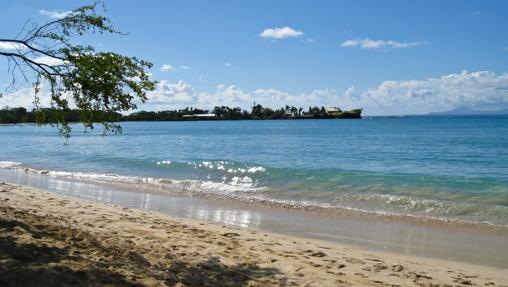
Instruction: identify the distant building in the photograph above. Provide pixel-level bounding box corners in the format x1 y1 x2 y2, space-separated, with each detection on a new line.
324 107 341 113
182 113 216 119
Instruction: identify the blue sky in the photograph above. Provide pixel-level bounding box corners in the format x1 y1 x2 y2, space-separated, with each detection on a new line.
1 0 508 115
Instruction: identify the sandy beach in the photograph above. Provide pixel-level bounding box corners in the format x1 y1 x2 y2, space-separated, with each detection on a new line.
1 182 507 287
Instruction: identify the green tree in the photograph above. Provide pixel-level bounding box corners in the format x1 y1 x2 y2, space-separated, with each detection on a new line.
251 104 264 118
0 2 155 137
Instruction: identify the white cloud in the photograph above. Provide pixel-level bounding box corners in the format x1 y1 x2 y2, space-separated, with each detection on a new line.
180 65 191 70
160 64 174 72
344 86 355 98
39 9 72 19
32 55 65 66
253 88 339 109
196 86 339 110
0 42 26 50
1 87 42 109
260 26 303 39
198 84 251 108
341 71 508 115
0 83 62 109
341 38 425 50
224 62 232 67
146 80 195 109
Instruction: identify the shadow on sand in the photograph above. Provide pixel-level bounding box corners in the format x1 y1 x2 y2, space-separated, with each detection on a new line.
164 257 282 286
0 217 282 287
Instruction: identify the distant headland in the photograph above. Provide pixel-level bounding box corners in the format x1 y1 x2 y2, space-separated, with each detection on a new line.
0 104 362 124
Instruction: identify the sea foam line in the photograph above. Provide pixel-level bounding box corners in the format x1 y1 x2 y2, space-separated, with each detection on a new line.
12 165 266 196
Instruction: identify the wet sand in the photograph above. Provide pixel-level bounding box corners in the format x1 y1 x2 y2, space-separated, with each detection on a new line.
1 183 507 286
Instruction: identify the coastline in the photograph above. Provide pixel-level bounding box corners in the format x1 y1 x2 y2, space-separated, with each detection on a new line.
1 182 507 286
1 166 508 269
2 163 507 234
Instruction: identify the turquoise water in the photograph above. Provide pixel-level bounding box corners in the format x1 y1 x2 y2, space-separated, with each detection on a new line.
1 116 507 226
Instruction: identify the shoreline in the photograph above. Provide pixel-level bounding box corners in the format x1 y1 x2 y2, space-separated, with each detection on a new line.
2 163 507 235
1 182 507 286
1 167 508 267
77 178 508 235
1 166 508 269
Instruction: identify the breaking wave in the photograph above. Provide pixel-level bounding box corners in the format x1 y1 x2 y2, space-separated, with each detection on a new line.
0 161 21 168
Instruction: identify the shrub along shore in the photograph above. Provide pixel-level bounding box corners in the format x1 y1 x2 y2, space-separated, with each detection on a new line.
0 105 362 124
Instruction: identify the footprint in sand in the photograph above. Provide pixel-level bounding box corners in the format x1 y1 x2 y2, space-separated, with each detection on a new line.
344 257 365 265
371 262 389 272
222 232 240 238
371 280 391 286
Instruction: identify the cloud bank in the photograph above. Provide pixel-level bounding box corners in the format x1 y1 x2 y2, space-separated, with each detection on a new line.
341 71 508 115
2 71 507 116
141 71 508 115
0 85 53 109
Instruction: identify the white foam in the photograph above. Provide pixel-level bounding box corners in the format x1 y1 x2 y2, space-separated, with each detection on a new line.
18 166 265 197
247 166 266 173
0 161 21 168
185 160 266 175
229 176 254 187
45 170 161 185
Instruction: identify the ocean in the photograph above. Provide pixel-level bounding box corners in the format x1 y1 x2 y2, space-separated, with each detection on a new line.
1 116 507 227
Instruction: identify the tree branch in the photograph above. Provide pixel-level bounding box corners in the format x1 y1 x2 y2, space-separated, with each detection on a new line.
1 1 155 138
0 39 67 61
23 18 67 42
0 51 61 76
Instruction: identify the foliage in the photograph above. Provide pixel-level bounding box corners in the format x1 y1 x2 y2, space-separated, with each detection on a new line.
0 104 361 124
0 2 155 137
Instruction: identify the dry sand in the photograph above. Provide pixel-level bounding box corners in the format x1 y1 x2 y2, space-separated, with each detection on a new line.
0 182 507 287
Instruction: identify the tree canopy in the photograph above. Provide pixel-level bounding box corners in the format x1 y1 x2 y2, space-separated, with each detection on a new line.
0 104 362 124
0 2 155 137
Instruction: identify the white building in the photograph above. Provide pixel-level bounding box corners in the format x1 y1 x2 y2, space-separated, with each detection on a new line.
182 113 216 118
324 107 341 113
